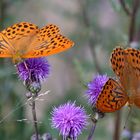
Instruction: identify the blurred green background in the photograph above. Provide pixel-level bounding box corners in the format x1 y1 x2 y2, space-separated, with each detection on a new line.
0 0 140 140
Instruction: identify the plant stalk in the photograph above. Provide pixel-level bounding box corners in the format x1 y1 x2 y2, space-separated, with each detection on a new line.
31 95 39 140
87 123 97 140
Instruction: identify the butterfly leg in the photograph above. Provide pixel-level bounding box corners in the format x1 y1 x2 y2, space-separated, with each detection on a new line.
23 61 29 71
123 105 132 129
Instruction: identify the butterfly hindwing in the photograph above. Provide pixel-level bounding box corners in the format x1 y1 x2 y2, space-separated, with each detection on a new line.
96 78 128 113
124 48 140 108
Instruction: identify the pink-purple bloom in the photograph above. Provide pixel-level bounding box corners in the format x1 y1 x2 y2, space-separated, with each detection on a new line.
51 102 88 140
17 58 50 93
17 58 50 82
86 75 108 106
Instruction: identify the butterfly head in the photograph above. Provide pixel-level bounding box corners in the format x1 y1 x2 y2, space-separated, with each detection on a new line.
12 51 23 64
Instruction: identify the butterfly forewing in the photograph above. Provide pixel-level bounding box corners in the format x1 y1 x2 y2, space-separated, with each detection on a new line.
27 24 60 52
125 48 140 74
1 22 39 52
23 34 74 58
0 33 12 57
111 47 125 78
96 78 128 113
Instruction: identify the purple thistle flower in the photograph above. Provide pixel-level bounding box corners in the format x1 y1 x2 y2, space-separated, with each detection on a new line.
17 58 50 93
17 58 50 82
86 74 108 106
51 102 88 140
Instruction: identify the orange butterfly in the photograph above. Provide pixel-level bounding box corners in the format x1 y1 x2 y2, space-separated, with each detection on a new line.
96 47 140 113
0 22 74 64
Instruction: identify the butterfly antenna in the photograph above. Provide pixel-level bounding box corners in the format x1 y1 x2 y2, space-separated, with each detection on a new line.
123 106 132 129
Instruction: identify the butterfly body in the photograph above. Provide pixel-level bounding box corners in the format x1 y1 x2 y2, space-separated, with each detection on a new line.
96 47 140 113
0 22 74 64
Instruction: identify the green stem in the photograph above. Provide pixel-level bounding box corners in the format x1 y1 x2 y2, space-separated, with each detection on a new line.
113 111 121 140
129 0 140 43
80 0 102 74
87 123 97 140
31 95 39 140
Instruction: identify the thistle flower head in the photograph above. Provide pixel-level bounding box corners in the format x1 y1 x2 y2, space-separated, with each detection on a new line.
51 102 88 140
17 58 50 81
86 74 108 106
17 58 50 93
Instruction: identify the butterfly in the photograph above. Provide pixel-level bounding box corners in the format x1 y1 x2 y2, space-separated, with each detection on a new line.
96 47 140 113
0 22 74 64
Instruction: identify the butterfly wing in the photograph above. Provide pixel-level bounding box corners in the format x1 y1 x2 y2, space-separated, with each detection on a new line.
124 48 140 76
111 47 125 77
96 78 128 113
24 24 60 52
0 22 74 60
124 48 140 108
23 34 74 58
0 33 12 57
23 24 74 58
111 47 140 108
1 22 39 53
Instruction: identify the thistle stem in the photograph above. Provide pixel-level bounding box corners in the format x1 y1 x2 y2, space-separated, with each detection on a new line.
119 0 131 16
31 95 39 140
87 122 97 140
79 0 102 74
113 111 121 140
129 0 140 43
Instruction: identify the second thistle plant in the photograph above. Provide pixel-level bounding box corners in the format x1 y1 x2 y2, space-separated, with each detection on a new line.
51 102 89 140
